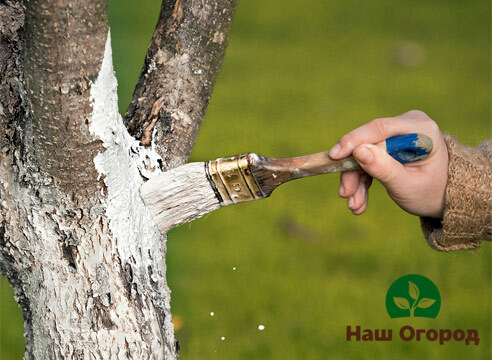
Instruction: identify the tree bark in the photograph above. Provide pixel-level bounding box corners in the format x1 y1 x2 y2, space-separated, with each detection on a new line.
124 0 237 168
0 0 237 358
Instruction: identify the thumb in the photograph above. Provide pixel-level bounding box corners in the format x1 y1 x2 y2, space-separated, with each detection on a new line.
353 144 408 190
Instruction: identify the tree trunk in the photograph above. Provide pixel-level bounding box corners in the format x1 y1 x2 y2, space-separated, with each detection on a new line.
0 0 237 358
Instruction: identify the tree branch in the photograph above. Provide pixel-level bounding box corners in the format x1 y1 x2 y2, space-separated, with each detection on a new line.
22 0 108 199
124 0 238 169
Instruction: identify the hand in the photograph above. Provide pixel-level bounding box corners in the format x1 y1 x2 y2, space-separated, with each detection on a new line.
328 110 449 218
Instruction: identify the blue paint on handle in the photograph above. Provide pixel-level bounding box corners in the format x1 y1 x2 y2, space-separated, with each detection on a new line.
385 134 431 164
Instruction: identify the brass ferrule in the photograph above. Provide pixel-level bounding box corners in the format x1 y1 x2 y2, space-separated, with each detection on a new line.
206 154 263 206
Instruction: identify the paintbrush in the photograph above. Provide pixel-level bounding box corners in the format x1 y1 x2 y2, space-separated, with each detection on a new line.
140 133 432 233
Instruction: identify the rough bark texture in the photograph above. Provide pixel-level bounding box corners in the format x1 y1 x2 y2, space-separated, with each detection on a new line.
0 0 237 358
124 0 237 169
23 0 108 199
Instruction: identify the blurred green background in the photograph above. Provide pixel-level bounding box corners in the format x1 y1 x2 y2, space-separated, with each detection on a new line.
1 0 490 359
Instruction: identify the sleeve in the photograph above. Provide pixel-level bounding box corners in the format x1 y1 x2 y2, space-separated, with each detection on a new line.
420 135 492 251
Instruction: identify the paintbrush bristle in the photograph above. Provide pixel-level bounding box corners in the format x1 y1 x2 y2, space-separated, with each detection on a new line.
140 162 220 234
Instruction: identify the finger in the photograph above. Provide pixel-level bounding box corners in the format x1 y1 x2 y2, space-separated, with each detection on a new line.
329 110 436 160
352 201 367 215
353 143 408 191
329 117 419 159
339 171 361 198
349 174 372 213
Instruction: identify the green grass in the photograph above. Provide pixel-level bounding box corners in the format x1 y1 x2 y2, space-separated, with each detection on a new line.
1 0 490 359
0 277 24 360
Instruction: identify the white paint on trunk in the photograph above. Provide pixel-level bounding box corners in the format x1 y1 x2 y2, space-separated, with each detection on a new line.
87 29 176 358
88 29 163 261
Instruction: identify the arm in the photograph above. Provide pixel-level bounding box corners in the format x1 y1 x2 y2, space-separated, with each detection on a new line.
421 136 492 251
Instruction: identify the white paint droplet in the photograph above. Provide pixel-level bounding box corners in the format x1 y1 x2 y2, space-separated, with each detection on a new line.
221 336 226 341
258 325 265 331
232 267 236 271
210 312 214 316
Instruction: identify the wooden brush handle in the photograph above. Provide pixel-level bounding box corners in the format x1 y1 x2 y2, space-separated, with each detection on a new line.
249 133 433 197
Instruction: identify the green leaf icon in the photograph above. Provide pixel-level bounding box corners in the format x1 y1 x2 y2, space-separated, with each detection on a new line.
386 274 441 319
417 298 436 309
408 281 419 300
393 297 410 310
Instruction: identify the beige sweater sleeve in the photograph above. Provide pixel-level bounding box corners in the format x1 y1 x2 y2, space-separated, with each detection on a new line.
420 135 492 251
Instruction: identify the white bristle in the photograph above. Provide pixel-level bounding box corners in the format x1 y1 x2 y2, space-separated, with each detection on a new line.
139 162 220 233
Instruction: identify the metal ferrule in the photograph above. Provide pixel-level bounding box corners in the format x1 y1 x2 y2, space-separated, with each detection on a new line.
205 154 263 206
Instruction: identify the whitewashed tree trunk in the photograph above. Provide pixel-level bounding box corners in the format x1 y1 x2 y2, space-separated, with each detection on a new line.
0 0 237 358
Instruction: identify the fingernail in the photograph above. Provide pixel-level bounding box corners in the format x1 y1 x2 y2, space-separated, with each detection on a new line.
348 196 354 208
338 182 345 197
354 145 373 165
329 143 341 158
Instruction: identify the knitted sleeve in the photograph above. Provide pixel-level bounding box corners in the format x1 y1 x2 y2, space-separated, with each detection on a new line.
420 135 492 251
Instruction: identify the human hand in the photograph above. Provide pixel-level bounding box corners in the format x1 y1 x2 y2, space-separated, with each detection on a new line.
328 110 449 218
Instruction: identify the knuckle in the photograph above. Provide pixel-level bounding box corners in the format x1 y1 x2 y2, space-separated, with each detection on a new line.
405 109 428 118
401 109 440 134
339 133 355 148
370 118 388 136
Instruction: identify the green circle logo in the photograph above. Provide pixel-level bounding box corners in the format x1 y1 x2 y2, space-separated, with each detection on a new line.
386 274 441 319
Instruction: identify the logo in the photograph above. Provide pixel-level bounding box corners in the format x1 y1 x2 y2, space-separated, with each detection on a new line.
385 274 440 319
346 274 480 345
